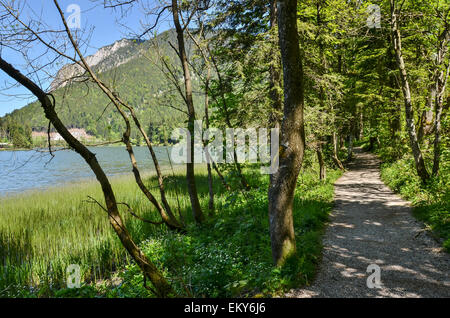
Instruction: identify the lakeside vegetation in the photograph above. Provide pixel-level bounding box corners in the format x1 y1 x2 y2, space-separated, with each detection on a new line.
0 155 341 297
0 117 32 149
0 136 162 151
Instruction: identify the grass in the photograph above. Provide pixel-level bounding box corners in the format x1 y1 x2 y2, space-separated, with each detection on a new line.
0 167 189 297
0 154 342 298
380 156 450 252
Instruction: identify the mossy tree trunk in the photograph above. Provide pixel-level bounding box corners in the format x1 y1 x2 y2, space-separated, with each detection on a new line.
268 0 306 267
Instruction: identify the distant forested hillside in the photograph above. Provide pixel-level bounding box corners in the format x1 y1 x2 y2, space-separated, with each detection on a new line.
1 29 204 144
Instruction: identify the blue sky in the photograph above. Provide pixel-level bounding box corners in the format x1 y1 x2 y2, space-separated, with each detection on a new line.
0 0 171 117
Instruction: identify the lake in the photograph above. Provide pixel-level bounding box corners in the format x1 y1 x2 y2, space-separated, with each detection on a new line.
0 146 178 196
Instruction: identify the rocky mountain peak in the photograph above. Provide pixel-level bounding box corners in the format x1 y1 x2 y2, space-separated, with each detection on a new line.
49 38 141 91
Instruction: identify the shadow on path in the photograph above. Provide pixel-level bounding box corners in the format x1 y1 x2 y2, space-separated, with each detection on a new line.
287 148 450 298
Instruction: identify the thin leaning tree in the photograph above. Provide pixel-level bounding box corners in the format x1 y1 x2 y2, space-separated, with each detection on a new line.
0 57 174 297
2 0 185 231
389 0 430 183
0 0 189 296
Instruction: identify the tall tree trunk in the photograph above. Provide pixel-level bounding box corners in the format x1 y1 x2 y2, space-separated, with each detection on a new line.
317 143 326 180
432 59 450 176
0 57 173 297
387 37 402 141
269 0 283 129
390 0 430 183
418 81 436 142
339 134 344 150
268 0 305 267
391 101 402 139
347 127 354 161
204 64 215 213
432 24 450 176
359 112 364 140
332 130 344 170
315 0 328 180
433 90 444 177
172 0 205 223
332 50 345 170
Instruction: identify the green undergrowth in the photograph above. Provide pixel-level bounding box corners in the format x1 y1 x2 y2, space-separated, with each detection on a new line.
380 156 450 252
85 166 342 298
1 158 342 298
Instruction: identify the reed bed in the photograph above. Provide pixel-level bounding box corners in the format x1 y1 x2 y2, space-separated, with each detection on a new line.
0 165 211 294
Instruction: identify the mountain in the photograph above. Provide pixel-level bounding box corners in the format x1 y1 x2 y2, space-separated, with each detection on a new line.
49 38 142 91
1 30 204 144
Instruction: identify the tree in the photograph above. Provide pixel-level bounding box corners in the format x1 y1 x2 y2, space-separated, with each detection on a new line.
186 20 217 214
390 0 430 182
431 7 450 176
171 0 206 223
0 56 174 297
269 0 283 129
268 0 306 266
0 0 188 295
4 118 32 148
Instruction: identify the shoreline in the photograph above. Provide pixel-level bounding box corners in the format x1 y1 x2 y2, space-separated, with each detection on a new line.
0 143 173 152
0 163 203 200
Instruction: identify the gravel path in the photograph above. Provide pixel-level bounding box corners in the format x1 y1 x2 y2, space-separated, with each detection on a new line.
287 149 450 298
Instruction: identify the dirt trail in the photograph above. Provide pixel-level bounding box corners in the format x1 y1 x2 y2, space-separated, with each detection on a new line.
287 149 450 298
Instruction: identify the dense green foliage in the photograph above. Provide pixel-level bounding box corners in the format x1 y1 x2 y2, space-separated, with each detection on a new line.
0 117 32 148
381 158 450 252
378 145 450 252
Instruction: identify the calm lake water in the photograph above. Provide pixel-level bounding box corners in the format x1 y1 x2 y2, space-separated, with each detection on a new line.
0 146 176 196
